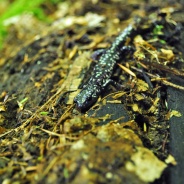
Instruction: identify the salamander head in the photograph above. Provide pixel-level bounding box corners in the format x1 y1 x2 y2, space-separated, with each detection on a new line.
74 88 98 112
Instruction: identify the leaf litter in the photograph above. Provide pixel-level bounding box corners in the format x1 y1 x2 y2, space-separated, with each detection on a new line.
0 0 183 183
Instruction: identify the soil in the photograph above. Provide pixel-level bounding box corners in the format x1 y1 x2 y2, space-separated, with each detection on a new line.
0 0 184 183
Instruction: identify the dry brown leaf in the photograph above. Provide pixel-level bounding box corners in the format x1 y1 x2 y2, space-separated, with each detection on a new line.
134 94 144 101
126 147 167 182
136 79 149 92
148 97 160 113
0 126 6 134
132 103 140 112
0 104 6 112
165 154 177 165
160 48 174 61
0 114 5 125
169 110 182 118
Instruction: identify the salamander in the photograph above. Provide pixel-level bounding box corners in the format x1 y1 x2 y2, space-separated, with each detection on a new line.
74 19 140 112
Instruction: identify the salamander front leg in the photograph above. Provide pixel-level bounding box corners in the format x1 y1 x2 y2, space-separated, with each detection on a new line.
120 45 135 55
102 79 125 90
91 49 106 61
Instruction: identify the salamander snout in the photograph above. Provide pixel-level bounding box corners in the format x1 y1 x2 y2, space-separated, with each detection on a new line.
74 89 98 112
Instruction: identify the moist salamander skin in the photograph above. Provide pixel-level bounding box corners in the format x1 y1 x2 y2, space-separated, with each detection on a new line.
74 19 140 112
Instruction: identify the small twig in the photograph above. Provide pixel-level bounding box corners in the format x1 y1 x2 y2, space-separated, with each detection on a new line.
131 66 184 91
162 132 169 152
0 88 68 138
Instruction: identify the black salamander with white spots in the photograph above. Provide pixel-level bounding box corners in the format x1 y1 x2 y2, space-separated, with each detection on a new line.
74 19 140 111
